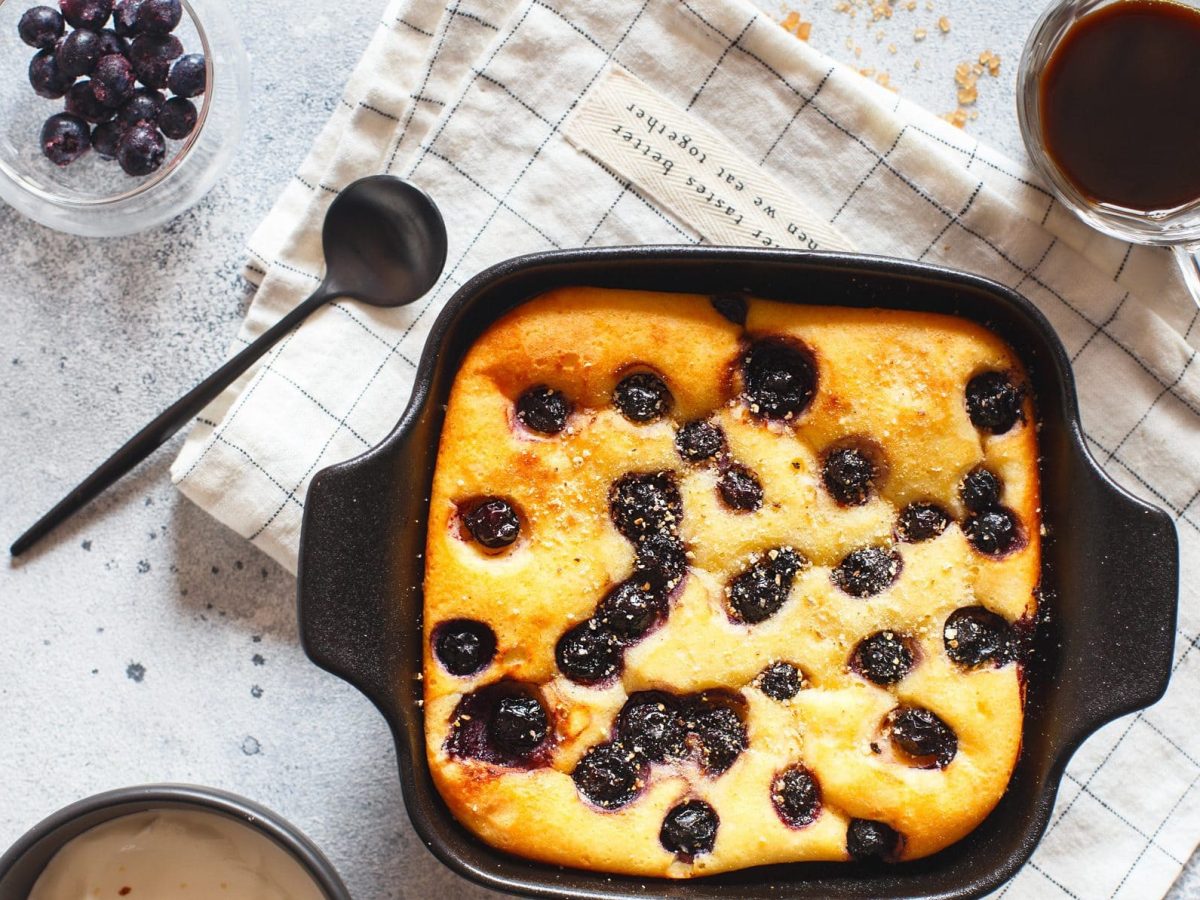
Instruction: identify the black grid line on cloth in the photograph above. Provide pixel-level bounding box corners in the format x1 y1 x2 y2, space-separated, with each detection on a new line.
1185 308 1199 342
293 173 340 196
451 7 500 30
330 302 419 368
583 184 630 247
1028 860 1084 900
1114 244 1134 283
1112 772 1200 898
473 70 555 125
830 125 911 225
1102 350 1198 464
196 416 218 428
265 366 373 448
1060 769 1187 866
1083 432 1200 535
1071 292 1130 363
686 17 754 111
212 432 304 510
396 16 434 37
587 155 699 240
908 124 1055 201
1045 714 1141 836
1143 715 1200 770
758 66 832 165
411 93 446 108
916 182 984 263
246 261 267 277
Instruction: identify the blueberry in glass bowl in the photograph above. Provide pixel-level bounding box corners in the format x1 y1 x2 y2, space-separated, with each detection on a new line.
0 0 249 236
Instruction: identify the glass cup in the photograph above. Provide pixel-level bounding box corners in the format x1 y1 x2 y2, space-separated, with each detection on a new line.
0 0 249 237
1017 0 1200 309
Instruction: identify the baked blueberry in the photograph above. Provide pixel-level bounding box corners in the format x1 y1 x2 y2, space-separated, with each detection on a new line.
609 472 681 540
134 0 180 33
895 502 951 543
112 0 141 37
690 702 746 774
889 706 958 768
572 741 644 809
29 51 73 100
964 508 1020 556
490 694 550 756
128 32 182 88
91 119 121 158
116 86 163 127
832 547 901 598
944 606 1017 667
65 80 114 123
614 372 672 423
555 621 621 684
772 765 822 827
40 113 91 166
59 0 113 31
742 338 817 420
851 631 914 685
660 800 718 857
960 467 1001 512
597 580 664 642
462 498 520 549
95 27 127 56
847 818 901 862
514 385 571 434
433 619 496 676
675 420 725 462
57 29 102 78
618 693 687 762
158 96 196 140
966 371 1024 434
757 661 803 700
91 53 134 107
718 464 763 512
710 293 748 325
822 446 877 506
115 121 163 175
633 532 687 592
18 6 65 49
727 547 805 624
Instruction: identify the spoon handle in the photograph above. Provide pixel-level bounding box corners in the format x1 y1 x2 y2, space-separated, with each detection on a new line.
10 287 331 557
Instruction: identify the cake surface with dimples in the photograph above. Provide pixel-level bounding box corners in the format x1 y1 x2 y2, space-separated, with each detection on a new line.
421 286 1040 878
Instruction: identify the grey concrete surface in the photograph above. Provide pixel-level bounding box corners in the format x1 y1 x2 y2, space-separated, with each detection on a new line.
1 1 1195 898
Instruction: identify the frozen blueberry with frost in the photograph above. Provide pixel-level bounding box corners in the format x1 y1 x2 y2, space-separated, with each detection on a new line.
572 741 644 809
19 6 64 49
832 547 901 598
29 51 73 99
966 371 1024 434
91 119 121 158
433 619 497 676
116 86 163 127
895 502 950 543
614 372 672 423
965 508 1020 556
91 53 134 107
128 32 181 88
112 0 141 36
59 0 112 31
851 631 914 685
133 0 180 33
660 801 718 857
757 661 803 700
727 547 805 624
944 606 1017 667
40 112 91 165
515 385 571 434
57 28 102 78
167 52 205 98
675 420 724 462
772 765 821 827
847 818 901 862
718 464 763 512
555 620 621 684
462 498 520 549
618 693 687 762
742 338 817 420
95 27 127 55
115 121 164 175
158 96 196 139
65 80 114 123
889 706 957 768
822 446 877 506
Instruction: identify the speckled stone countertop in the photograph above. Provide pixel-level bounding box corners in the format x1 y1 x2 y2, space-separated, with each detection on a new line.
1 1 1196 898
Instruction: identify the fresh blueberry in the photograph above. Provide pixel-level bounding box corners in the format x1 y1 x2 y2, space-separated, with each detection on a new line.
727 547 805 624
112 0 141 37
822 446 877 506
944 606 1017 667
59 0 113 31
742 338 817 420
158 96 196 139
57 28 102 78
65 80 114 124
18 6 64 49
515 385 571 434
433 619 497 676
115 121 164 175
91 120 121 158
832 547 901 598
596 580 664 643
29 50 73 99
960 468 1002 512
115 86 163 127
91 54 134 107
757 661 803 700
127 32 181 88
851 631 914 685
95 27 127 55
633 532 688 593
964 508 1020 556
772 765 822 827
572 741 644 809
609 472 681 540
660 800 718 857
847 818 901 862
555 620 621 684
718 464 763 512
966 371 1024 434
167 52 205 98
617 693 687 762
133 0 180 34
675 420 725 462
40 113 91 166
895 502 950 543
710 293 748 325
490 694 550 756
462 498 520 549
888 706 958 768
614 372 672 423
690 701 746 774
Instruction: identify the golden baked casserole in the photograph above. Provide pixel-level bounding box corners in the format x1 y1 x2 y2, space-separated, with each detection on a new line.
421 287 1040 878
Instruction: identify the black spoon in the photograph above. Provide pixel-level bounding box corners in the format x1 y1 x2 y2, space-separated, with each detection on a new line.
11 175 448 557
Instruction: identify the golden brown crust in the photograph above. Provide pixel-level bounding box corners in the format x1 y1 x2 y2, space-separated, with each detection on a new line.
421 287 1040 878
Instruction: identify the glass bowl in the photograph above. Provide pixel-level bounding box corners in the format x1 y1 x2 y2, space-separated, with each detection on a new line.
0 0 249 236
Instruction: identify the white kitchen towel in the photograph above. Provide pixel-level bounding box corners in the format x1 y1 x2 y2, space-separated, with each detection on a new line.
170 0 1200 896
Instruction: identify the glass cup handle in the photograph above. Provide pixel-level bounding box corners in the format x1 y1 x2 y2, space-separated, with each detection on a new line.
1172 244 1200 312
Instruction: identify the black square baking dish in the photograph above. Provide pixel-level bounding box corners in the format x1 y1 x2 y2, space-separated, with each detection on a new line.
296 247 1178 899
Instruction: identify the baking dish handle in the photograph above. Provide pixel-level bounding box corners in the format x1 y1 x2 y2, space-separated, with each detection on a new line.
1049 458 1179 760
